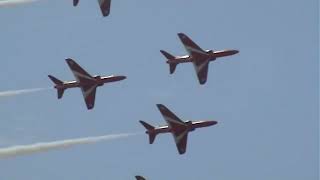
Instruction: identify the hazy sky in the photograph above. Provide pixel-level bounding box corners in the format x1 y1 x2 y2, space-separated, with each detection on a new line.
0 0 318 179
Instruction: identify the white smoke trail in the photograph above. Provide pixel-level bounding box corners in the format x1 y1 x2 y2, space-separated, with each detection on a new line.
0 88 51 97
0 133 138 159
0 0 38 7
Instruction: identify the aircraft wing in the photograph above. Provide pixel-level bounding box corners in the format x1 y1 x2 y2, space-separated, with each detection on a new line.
193 60 209 85
80 85 97 110
98 0 111 17
156 104 189 154
65 58 95 84
173 129 189 154
178 33 207 58
157 104 186 130
65 58 97 109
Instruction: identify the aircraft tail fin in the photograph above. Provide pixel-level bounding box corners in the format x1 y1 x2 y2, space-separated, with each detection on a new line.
160 50 178 74
139 121 157 144
48 75 65 99
135 176 146 180
169 63 178 74
73 0 79 6
148 133 157 144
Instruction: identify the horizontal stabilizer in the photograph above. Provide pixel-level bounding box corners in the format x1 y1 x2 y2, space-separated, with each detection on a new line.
160 50 175 60
139 121 157 144
160 51 178 74
48 75 63 85
48 75 65 99
139 121 154 130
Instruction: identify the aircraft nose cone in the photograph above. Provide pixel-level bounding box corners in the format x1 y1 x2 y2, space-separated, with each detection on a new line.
233 50 240 54
119 76 127 80
209 121 218 126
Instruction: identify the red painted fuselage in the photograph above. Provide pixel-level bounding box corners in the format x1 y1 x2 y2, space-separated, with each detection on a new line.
145 120 217 135
53 75 126 90
166 49 239 65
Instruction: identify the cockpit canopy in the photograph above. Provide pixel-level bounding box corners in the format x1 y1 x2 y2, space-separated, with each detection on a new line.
94 75 101 80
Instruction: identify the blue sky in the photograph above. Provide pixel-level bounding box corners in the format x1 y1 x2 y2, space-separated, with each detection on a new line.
0 0 318 179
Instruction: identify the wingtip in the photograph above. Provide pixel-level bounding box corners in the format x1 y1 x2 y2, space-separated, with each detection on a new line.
65 58 73 62
102 12 110 17
199 76 207 85
199 80 207 85
177 32 187 39
156 104 169 112
87 104 94 110
156 104 164 108
65 58 77 66
179 151 186 155
178 147 187 155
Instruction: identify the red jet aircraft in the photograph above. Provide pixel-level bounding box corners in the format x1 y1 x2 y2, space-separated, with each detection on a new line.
73 0 111 17
160 33 239 85
140 104 217 154
48 58 126 110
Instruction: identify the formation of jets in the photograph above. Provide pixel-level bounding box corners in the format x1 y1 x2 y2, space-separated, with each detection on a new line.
5 0 245 178
47 32 237 156
46 1 239 173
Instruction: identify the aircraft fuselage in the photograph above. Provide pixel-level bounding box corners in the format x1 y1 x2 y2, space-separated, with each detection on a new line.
167 49 239 65
54 75 126 90
145 120 217 135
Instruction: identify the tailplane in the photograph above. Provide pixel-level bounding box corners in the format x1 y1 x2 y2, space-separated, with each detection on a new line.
160 50 178 74
48 75 63 85
160 50 175 60
139 121 157 144
48 75 65 99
